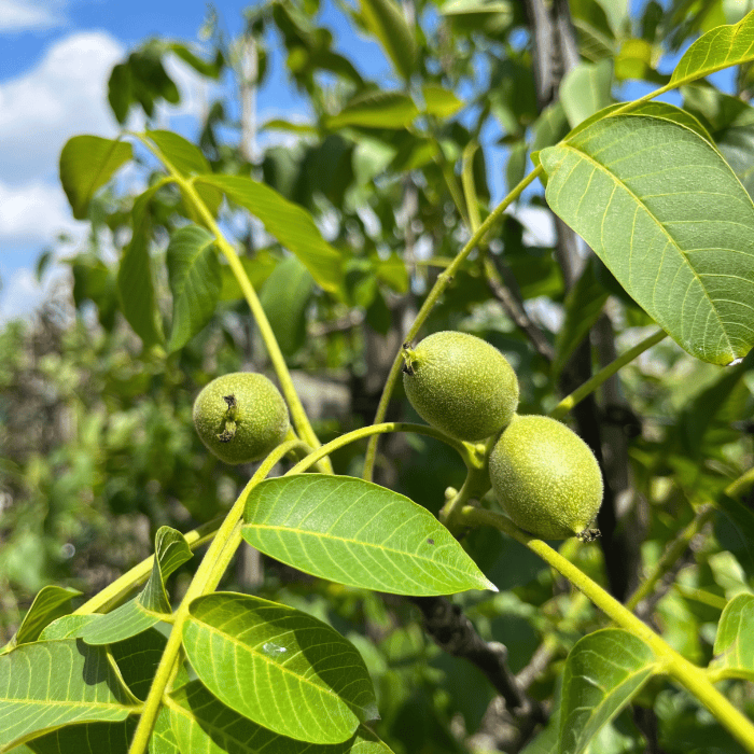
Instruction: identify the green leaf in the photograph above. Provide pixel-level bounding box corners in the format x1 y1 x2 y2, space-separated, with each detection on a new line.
182 592 378 744
110 628 168 700
553 261 609 378
149 707 180 754
531 102 571 154
0 639 138 751
671 10 754 87
195 174 344 295
25 721 136 754
81 527 192 645
260 255 314 357
2 586 81 652
220 252 278 301
716 492 754 571
144 131 223 219
559 629 658 754
358 0 417 80
167 680 393 753
117 186 164 348
241 474 496 595
422 84 464 118
711 593 754 680
145 130 211 175
540 112 754 365
38 615 97 641
328 91 420 130
59 136 132 220
559 60 613 128
166 225 222 353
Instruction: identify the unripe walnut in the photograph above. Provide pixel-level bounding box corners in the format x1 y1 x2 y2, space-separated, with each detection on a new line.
489 415 603 540
193 373 290 465
402 331 519 441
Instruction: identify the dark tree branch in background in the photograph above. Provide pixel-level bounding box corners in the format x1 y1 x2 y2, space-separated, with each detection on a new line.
484 257 555 362
410 596 545 718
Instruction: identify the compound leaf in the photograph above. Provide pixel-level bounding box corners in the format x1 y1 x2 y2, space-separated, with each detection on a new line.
182 592 378 744
241 474 495 595
358 0 417 80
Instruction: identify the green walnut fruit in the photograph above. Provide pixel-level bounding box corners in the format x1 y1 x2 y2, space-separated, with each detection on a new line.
489 415 603 540
193 372 290 465
402 331 519 441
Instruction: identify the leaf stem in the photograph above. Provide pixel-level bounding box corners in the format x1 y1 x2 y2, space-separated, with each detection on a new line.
362 164 544 481
460 506 754 753
549 328 667 420
126 439 307 754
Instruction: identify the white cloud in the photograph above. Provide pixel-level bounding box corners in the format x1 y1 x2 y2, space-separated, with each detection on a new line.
0 0 66 33
0 266 68 324
0 179 85 243
0 31 124 184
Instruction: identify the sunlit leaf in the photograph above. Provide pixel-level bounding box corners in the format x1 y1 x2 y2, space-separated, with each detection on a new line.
149 707 180 754
0 640 138 751
671 10 754 87
241 474 496 595
560 629 657 754
358 0 417 80
2 586 81 653
167 680 393 753
166 225 222 353
182 592 378 744
82 527 192 645
541 111 754 365
59 136 132 220
195 174 344 295
38 615 97 641
423 85 464 118
710 593 754 680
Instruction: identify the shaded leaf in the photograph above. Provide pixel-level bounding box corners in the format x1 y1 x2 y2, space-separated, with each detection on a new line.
166 225 222 353
358 0 417 80
195 174 344 295
241 474 496 595
531 102 571 154
710 593 754 679
260 255 314 357
0 639 138 751
671 10 754 87
540 111 754 365
26 720 136 754
167 680 393 753
560 629 657 754
715 493 754 572
553 261 609 379
117 185 164 348
110 628 168 700
220 252 278 301
559 60 613 128
82 527 192 645
328 91 420 130
182 592 378 744
59 136 132 220
3 586 81 652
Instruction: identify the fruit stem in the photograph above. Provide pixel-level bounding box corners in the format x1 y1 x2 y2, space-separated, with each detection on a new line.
549 328 667 420
460 506 754 753
362 165 545 482
135 133 332 474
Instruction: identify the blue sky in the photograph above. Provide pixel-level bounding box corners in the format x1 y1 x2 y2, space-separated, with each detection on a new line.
0 0 392 321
